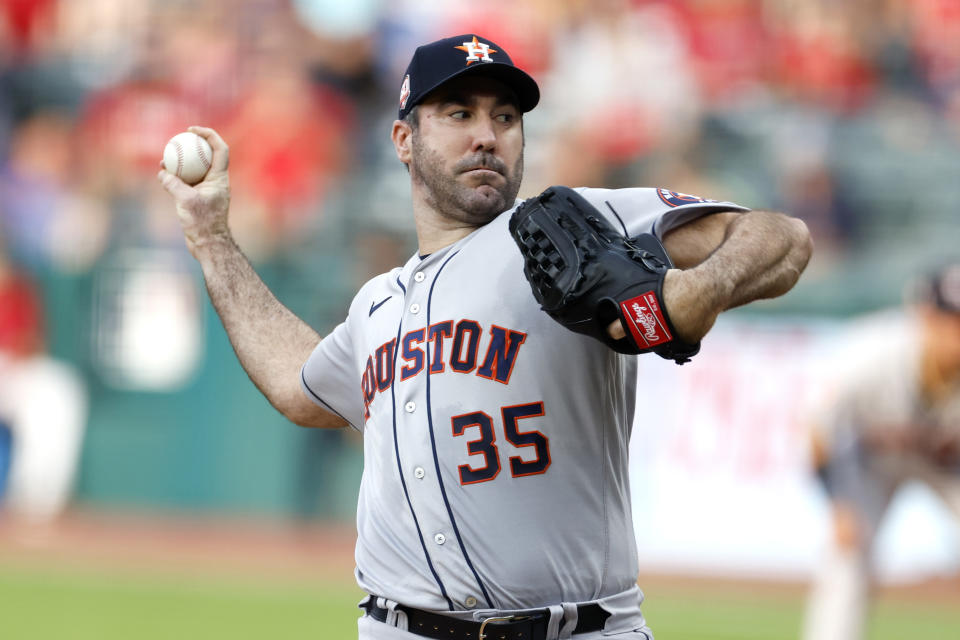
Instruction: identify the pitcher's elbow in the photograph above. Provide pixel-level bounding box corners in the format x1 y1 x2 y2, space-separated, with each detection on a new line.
788 216 814 275
798 219 814 263
285 402 349 429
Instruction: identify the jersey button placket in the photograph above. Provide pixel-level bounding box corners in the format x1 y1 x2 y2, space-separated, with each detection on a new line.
401 260 465 592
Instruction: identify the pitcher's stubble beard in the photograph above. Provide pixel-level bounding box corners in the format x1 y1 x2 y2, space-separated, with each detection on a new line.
410 136 524 227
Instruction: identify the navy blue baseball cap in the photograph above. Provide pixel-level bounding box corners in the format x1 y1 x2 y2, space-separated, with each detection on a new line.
397 34 540 121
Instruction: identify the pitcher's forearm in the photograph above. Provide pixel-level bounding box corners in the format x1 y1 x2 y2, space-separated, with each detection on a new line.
158 127 342 428
657 210 811 343
194 234 321 413
693 211 812 311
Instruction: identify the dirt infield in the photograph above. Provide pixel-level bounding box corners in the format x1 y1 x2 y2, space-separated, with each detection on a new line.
1 506 958 607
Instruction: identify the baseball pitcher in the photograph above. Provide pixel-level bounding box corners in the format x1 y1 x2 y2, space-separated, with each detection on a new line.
159 34 812 640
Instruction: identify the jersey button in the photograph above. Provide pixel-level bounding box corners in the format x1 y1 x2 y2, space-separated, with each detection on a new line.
464 597 477 608
434 533 445 545
414 467 425 479
404 401 416 413
409 303 421 314
414 272 426 282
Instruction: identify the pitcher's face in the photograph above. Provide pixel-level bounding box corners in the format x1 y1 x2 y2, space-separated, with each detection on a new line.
408 76 524 226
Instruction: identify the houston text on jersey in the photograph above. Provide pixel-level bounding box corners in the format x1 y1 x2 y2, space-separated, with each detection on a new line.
361 319 527 420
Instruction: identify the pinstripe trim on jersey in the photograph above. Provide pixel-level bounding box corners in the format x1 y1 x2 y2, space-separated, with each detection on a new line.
300 367 355 428
389 272 454 610
605 200 630 237
424 250 493 609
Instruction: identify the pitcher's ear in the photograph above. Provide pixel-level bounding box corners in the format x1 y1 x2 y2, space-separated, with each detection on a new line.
392 120 413 165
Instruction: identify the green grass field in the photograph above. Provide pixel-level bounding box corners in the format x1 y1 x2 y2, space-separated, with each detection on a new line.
642 584 960 640
2 562 959 639
0 564 364 639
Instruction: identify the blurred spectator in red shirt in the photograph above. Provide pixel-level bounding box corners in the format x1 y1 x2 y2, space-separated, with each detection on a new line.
673 0 770 106
768 3 877 112
0 234 43 358
0 0 56 59
76 81 203 194
222 15 355 257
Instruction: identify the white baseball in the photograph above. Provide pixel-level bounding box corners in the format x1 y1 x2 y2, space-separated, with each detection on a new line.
162 132 213 185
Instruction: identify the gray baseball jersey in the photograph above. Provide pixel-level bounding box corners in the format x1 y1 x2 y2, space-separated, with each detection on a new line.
301 187 747 614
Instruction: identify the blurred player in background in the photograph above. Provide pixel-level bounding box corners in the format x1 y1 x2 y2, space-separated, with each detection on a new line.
0 231 45 509
0 232 87 523
803 263 960 640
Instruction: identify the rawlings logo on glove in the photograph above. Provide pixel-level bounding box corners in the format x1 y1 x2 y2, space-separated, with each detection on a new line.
622 293 673 348
508 186 699 364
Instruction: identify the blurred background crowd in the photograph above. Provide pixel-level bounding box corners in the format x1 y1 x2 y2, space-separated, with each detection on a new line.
1 0 960 525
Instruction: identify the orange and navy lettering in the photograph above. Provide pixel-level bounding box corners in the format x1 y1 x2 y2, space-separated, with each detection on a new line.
477 325 527 384
361 356 376 419
400 328 425 380
428 321 453 373
502 402 550 477
451 401 550 485
450 320 481 373
361 319 529 421
451 411 501 484
375 339 396 392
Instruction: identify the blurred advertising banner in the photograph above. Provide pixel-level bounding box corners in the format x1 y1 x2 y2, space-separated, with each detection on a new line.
629 316 960 582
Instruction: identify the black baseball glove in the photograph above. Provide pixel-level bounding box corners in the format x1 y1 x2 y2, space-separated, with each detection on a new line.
509 185 700 364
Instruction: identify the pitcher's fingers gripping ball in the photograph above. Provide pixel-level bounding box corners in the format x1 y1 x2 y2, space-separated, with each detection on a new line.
509 185 700 364
163 131 213 185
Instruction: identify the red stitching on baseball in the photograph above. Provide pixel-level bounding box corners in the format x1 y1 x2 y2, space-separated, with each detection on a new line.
174 141 184 177
195 135 211 170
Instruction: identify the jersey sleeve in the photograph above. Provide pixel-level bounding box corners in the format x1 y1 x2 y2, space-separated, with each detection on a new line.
574 187 750 239
300 318 364 431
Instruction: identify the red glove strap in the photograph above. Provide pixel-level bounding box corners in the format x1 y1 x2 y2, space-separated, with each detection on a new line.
619 292 673 349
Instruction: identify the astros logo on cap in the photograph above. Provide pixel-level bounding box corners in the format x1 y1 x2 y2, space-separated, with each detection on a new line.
455 36 497 65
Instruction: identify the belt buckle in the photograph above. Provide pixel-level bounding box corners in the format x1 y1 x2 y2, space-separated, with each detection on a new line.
478 615 528 640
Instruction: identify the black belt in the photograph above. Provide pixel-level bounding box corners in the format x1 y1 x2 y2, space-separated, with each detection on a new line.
363 598 610 640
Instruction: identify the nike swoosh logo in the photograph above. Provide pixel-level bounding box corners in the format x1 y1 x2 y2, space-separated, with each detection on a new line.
369 296 392 316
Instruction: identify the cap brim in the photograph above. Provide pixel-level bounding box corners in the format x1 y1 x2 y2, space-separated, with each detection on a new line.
418 62 540 114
